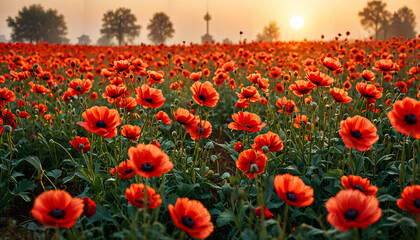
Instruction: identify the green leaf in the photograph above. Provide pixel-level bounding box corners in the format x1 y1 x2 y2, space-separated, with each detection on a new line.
23 156 42 172
46 169 62 179
216 212 233 227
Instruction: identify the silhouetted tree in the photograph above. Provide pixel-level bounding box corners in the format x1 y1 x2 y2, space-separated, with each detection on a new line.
393 6 416 39
100 8 141 46
256 21 280 42
358 0 391 39
7 4 68 44
147 12 175 45
96 35 114 46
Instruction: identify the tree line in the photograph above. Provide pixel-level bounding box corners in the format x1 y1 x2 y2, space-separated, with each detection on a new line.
7 5 175 45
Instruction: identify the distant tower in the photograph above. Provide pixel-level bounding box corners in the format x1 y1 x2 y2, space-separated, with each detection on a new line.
201 12 214 44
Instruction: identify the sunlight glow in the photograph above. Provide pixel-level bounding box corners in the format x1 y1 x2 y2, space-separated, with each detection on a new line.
290 16 304 30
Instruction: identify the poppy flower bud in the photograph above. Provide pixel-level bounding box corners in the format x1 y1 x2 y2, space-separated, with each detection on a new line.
172 131 177 137
250 163 259 173
49 139 54 144
3 125 12 133
190 99 194 105
325 105 330 109
129 73 134 79
139 109 144 115
170 104 175 109
311 102 318 109
137 76 142 81
222 182 232 197
261 146 269 154
16 109 20 114
207 170 214 178
80 74 84 79
176 140 182 145
167 53 171 59
373 119 378 124
61 119 65 124
343 113 349 119
205 141 214 149
324 97 329 104
174 98 180 104
293 71 298 77
238 188 246 200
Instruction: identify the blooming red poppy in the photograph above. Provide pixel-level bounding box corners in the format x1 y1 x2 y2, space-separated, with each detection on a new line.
275 83 285 94
135 85 166 109
274 173 314 207
373 59 395 73
306 71 334 87
89 92 98 100
31 84 50 94
326 189 381 231
82 197 96 218
174 108 199 132
110 160 135 179
18 111 30 119
113 60 130 72
168 198 214 239
339 115 379 151
125 183 162 209
147 70 164 86
234 142 243 152
31 190 84 228
68 79 92 96
237 86 260 103
361 70 375 82
188 120 212 140
117 97 137 111
322 57 342 72
255 206 273 220
121 125 141 141
236 149 267 179
128 143 173 178
70 136 90 153
156 111 172 124
330 88 353 104
341 175 378 196
0 88 16 108
289 80 316 97
396 185 420 214
102 85 127 103
190 81 219 107
356 82 382 100
228 111 266 133
190 71 202 81
252 131 283 154
77 106 121 138
276 97 299 114
387 97 420 139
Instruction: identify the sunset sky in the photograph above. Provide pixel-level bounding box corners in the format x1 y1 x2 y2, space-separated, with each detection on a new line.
0 0 419 44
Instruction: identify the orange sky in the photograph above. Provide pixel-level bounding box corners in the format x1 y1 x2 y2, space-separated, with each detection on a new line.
0 0 419 44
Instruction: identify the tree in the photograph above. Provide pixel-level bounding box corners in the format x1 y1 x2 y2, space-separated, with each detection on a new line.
96 35 114 46
78 34 91 45
7 4 68 44
147 12 175 45
394 6 416 39
100 8 141 46
358 0 391 40
256 21 280 42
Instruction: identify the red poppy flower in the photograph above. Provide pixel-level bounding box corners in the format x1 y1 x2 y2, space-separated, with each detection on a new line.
70 136 90 153
190 81 219 107
125 183 162 209
306 71 334 87
110 160 135 179
117 97 137 111
339 115 379 151
356 82 382 100
275 83 285 94
102 85 127 103
156 111 172 124
147 70 164 86
252 131 283 154
128 143 173 178
68 79 92 96
135 85 166 109
373 59 395 73
18 111 30 119
387 97 420 139
255 206 273 220
82 197 96 218
121 125 141 141
322 57 342 72
276 97 299 114
361 70 375 82
343 81 352 90
326 189 381 231
274 173 314 207
0 88 16 108
236 149 267 179
168 198 214 239
113 60 130 72
190 71 202 81
90 92 98 100
228 111 266 133
188 120 212 140
234 142 243 152
31 84 50 94
237 86 260 103
174 108 199 131
289 80 316 97
341 175 378 196
77 106 121 138
330 88 353 104
397 185 420 214
31 190 84 228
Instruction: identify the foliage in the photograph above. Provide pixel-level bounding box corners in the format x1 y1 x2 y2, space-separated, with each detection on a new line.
100 8 141 46
256 21 280 42
147 12 175 45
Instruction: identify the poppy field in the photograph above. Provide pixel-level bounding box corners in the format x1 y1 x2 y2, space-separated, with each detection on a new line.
1 36 420 239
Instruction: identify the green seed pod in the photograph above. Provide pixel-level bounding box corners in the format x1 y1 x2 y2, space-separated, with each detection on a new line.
172 131 177 137
261 146 269 154
3 125 12 133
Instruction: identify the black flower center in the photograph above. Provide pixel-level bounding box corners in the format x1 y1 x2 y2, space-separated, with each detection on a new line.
286 192 297 202
83 206 89 213
199 94 206 101
145 98 153 103
96 121 107 128
405 114 417 125
125 169 133 174
344 208 359 220
414 199 420 208
351 130 362 140
49 208 65 219
182 216 195 228
141 162 154 172
355 185 364 192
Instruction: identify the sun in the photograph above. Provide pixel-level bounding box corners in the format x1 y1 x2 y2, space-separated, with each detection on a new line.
290 16 304 30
